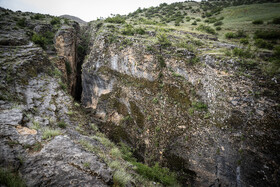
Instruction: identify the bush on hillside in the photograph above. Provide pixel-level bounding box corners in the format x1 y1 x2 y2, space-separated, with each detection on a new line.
252 20 263 24
254 30 280 40
32 33 47 49
254 39 273 49
157 33 172 48
272 17 280 24
197 25 216 35
50 17 60 25
240 38 249 45
225 30 247 39
214 21 223 26
16 18 26 27
105 15 126 24
216 26 222 31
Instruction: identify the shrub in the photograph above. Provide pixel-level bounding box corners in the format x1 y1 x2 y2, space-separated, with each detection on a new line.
236 30 247 38
32 13 45 20
0 168 26 187
254 39 273 49
121 24 134 35
232 47 252 58
105 15 126 24
191 21 197 25
254 30 280 40
32 33 47 49
240 38 249 45
225 32 235 39
16 18 26 27
197 25 216 35
135 27 145 35
274 46 280 57
59 80 67 91
157 33 172 48
58 120 67 128
214 21 223 26
50 17 60 25
252 20 263 24
65 60 72 75
132 162 178 186
192 101 207 110
216 26 222 31
158 56 166 68
225 30 247 39
272 17 280 24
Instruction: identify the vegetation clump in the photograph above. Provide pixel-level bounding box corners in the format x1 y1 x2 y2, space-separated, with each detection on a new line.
197 24 216 35
0 168 26 187
105 14 126 24
50 17 60 25
252 20 263 24
157 33 172 48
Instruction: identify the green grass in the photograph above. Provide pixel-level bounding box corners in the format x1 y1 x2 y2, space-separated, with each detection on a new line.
42 128 61 140
221 3 280 23
0 168 26 187
57 120 67 128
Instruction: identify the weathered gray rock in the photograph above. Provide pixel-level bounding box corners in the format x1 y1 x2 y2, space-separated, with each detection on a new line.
21 135 112 187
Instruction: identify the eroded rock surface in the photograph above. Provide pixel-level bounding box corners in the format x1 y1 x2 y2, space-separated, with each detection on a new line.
81 22 280 186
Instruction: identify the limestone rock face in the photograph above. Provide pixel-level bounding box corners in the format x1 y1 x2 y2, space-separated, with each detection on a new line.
55 24 79 96
81 23 280 186
0 8 112 186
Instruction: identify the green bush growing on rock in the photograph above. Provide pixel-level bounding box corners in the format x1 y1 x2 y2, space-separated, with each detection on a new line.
132 162 178 186
121 24 134 35
197 24 216 35
105 14 126 24
272 17 280 24
225 30 247 39
214 21 223 26
16 18 26 27
31 33 47 49
254 39 273 49
58 120 67 129
158 55 166 68
240 38 249 45
232 47 253 58
0 168 26 187
157 33 172 48
191 21 197 25
254 30 280 40
135 27 146 35
58 80 67 91
65 60 72 75
216 26 222 31
50 17 60 25
31 13 45 20
252 20 263 24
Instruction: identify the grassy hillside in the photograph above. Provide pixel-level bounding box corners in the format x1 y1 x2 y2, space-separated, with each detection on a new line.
221 3 280 30
100 1 280 77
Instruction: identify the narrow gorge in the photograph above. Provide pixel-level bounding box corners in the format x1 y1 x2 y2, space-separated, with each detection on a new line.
0 1 280 187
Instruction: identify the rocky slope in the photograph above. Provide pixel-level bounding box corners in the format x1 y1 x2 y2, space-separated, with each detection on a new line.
81 19 280 186
1 2 280 187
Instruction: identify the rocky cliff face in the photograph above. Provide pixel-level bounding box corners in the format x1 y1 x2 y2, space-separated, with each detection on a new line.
81 22 280 186
0 8 114 186
1 7 280 187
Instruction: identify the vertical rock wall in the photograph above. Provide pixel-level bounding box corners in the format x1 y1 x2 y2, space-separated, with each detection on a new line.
55 24 79 97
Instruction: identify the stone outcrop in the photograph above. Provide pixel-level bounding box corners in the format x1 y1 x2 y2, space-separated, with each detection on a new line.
81 23 280 186
55 24 79 97
0 8 113 186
